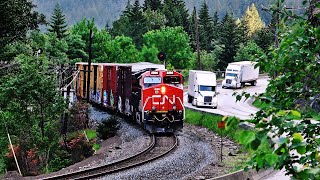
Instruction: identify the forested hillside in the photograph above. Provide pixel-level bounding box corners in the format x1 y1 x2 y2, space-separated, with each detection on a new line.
32 0 299 28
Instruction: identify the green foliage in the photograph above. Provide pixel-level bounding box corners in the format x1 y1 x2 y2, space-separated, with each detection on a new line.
239 1 320 177
198 0 214 52
62 132 94 163
234 41 267 63
143 9 167 31
93 143 100 151
253 27 274 52
97 116 120 140
162 0 189 31
217 13 242 70
143 0 162 11
189 50 220 71
85 129 97 140
47 149 71 172
143 26 193 69
48 3 68 39
0 0 45 51
0 53 66 174
252 99 270 109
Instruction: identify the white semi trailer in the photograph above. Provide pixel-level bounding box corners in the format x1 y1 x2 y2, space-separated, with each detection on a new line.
187 70 218 108
222 61 259 89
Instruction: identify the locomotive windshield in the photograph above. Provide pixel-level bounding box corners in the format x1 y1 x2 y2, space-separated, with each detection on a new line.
163 76 181 84
144 76 161 88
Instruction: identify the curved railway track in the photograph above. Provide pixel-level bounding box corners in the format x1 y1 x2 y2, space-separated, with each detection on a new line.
41 134 178 180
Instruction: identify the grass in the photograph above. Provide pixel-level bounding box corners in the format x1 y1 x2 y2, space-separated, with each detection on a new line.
185 109 244 142
93 143 100 151
84 129 97 140
184 109 272 172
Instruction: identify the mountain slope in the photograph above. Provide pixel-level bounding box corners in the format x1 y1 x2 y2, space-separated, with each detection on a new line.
32 0 299 28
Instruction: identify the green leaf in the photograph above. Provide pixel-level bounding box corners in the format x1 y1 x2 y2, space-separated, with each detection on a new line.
292 133 303 143
296 146 306 155
265 153 278 166
239 131 256 145
251 139 261 150
256 155 264 168
276 110 288 116
290 110 301 118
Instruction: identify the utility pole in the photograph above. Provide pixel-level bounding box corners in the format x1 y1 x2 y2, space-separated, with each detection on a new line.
87 29 93 101
273 0 280 78
194 7 201 70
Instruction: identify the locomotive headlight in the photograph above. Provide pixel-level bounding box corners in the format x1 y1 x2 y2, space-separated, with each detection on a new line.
152 106 156 112
173 105 177 110
161 86 166 94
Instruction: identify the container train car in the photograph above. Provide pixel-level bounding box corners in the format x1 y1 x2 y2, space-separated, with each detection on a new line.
75 62 184 133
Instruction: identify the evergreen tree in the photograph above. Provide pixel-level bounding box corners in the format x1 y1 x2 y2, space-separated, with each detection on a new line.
48 4 68 39
143 0 162 11
188 8 197 50
0 0 45 53
243 3 264 37
217 13 240 69
253 26 274 52
162 0 189 31
110 1 131 37
199 0 214 52
127 0 148 48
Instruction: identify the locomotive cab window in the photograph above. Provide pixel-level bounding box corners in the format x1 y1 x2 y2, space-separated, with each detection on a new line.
144 76 161 88
163 76 181 84
163 76 182 88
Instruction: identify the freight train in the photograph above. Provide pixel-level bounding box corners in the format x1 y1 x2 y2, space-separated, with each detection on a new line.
75 62 184 133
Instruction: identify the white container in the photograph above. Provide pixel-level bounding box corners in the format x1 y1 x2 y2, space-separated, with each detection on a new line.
222 61 259 89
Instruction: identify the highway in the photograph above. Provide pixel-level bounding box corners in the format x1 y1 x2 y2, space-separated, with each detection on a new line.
184 78 269 120
183 76 290 180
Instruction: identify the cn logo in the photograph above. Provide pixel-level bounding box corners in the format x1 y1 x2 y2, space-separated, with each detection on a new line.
152 95 176 105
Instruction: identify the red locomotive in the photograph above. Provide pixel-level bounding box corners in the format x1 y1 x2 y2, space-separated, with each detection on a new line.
75 62 184 133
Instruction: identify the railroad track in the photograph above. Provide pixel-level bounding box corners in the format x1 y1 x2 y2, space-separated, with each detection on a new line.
42 134 178 180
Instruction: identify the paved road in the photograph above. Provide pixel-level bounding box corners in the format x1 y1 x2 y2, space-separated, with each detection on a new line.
184 78 269 120
184 77 291 180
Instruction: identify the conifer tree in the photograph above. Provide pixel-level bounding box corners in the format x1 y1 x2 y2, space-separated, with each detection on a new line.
218 13 239 69
0 0 45 52
48 3 68 39
243 3 264 37
199 0 214 52
188 8 197 50
162 0 189 31
127 0 147 48
143 0 162 11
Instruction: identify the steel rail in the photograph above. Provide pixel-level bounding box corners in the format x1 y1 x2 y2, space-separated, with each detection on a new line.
41 134 178 180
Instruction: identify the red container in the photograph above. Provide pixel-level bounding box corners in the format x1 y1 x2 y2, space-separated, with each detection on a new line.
117 65 132 115
102 65 117 109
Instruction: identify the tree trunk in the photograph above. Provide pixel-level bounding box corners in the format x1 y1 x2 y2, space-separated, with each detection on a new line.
309 0 320 27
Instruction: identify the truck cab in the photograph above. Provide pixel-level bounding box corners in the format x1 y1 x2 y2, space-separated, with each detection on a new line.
187 70 218 108
222 66 241 88
222 61 259 89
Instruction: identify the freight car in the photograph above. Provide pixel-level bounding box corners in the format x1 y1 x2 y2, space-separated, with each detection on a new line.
75 62 184 133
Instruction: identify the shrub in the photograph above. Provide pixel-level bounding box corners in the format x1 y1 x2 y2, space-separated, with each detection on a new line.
96 116 120 140
60 132 94 163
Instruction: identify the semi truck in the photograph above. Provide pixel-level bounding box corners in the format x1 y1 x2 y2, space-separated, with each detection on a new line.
222 61 259 89
187 70 218 108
